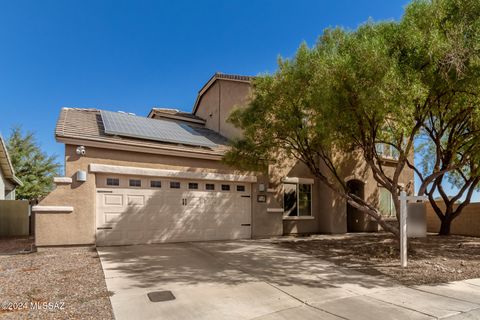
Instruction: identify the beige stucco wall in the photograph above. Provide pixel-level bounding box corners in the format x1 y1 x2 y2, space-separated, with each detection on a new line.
36 144 266 246
195 80 250 140
427 202 480 236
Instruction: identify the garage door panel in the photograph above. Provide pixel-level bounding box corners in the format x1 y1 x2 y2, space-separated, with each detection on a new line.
104 194 123 206
127 195 145 206
104 212 123 223
96 178 252 246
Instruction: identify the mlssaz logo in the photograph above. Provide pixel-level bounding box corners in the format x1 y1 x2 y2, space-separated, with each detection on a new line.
30 301 65 310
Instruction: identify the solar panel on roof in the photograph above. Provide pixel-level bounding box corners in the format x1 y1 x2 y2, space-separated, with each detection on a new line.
100 110 217 148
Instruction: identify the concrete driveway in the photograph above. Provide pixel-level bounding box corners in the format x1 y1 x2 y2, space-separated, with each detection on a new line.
98 240 480 320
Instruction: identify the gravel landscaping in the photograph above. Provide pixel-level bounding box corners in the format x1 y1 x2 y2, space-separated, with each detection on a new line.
0 245 113 320
277 233 480 286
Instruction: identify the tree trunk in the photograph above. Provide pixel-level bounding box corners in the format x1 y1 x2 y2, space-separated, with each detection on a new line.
439 216 452 235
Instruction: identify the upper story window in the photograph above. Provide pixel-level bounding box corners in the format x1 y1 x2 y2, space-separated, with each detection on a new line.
106 178 120 186
236 185 246 192
129 179 141 187
375 143 399 160
283 183 312 217
221 184 230 191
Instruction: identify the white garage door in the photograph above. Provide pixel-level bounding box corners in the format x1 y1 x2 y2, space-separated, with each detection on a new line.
95 175 252 246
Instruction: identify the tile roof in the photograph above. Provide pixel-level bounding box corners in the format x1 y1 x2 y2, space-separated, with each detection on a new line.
55 108 230 157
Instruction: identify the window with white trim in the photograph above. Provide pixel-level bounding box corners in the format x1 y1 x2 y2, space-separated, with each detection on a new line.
379 187 396 217
283 183 312 216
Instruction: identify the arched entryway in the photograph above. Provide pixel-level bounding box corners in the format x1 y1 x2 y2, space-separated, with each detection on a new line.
346 179 367 232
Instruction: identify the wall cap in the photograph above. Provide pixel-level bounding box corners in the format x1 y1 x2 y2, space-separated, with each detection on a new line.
267 208 284 213
89 163 257 183
53 177 73 184
32 206 73 213
282 177 314 185
283 216 315 221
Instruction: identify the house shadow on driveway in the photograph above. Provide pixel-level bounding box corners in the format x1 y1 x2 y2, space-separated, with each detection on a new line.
100 240 480 320
97 239 397 292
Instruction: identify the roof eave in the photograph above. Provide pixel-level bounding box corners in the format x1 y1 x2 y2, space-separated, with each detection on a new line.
55 135 227 161
0 135 17 182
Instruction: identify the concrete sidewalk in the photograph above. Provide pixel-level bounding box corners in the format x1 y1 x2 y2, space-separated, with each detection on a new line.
98 240 480 320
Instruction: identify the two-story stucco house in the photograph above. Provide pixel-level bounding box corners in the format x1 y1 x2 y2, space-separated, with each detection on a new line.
33 73 414 246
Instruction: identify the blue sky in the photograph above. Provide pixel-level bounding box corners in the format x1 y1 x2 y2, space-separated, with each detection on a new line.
5 0 468 200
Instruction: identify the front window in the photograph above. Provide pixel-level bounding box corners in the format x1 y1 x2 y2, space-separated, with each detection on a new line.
298 184 312 216
283 183 312 216
379 187 396 217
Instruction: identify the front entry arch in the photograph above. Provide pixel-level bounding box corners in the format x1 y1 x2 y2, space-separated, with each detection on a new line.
346 179 367 232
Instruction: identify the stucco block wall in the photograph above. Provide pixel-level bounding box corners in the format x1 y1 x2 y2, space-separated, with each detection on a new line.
251 175 283 238
427 202 480 237
36 144 265 246
0 200 29 236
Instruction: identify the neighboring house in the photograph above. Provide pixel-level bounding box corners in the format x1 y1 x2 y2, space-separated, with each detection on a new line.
33 72 414 246
0 135 22 200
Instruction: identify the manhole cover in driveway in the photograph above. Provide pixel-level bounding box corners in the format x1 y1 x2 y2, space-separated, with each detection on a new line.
147 291 176 302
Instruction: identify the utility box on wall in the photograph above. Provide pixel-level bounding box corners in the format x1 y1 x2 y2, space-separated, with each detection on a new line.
76 170 87 182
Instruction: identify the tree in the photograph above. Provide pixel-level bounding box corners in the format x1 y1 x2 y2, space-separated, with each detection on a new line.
402 0 480 235
6 127 61 202
224 0 480 237
225 25 412 236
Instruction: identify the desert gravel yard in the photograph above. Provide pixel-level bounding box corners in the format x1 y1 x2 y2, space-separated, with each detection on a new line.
278 233 480 286
0 245 113 320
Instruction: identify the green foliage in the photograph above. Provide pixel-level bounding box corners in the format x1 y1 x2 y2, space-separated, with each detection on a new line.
225 0 480 235
6 127 61 201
